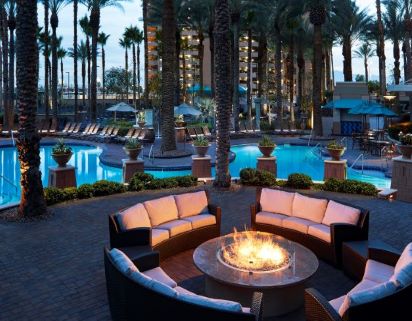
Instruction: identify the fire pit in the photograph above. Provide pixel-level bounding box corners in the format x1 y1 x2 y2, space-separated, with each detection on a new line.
193 231 318 317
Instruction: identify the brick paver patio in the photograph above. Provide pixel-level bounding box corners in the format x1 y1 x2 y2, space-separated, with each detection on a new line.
1 186 411 320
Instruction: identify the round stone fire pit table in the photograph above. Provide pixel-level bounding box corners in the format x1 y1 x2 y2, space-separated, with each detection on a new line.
193 231 319 317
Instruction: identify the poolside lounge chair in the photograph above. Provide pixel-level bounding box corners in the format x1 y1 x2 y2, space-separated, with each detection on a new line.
194 127 204 138
187 127 197 140
245 121 254 133
41 119 52 135
117 128 135 143
69 123 82 136
202 126 213 140
104 127 120 143
87 124 101 140
56 122 71 136
94 126 110 141
132 129 142 139
73 123 92 139
139 128 155 144
48 119 58 135
58 122 76 136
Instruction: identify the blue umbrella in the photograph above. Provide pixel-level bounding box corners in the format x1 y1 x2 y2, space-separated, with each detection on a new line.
174 103 202 116
187 84 212 94
348 101 397 117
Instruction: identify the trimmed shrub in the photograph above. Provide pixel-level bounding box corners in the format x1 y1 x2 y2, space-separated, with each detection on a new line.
146 177 179 190
44 187 65 205
239 168 277 187
93 180 125 196
286 173 313 189
129 172 155 191
175 175 198 187
323 178 377 196
77 184 94 199
62 187 78 201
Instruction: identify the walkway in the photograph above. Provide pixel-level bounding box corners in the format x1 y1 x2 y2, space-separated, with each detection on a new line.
0 186 411 320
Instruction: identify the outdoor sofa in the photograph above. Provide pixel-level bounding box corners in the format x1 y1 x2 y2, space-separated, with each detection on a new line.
109 190 221 261
104 247 263 321
305 242 412 321
251 187 369 266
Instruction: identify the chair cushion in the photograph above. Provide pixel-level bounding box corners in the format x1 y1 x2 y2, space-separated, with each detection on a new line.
156 219 192 237
329 295 345 313
151 228 170 246
392 243 412 287
322 200 361 226
109 248 138 274
175 191 208 218
144 196 179 226
127 267 153 288
364 260 394 284
178 292 242 312
255 211 288 226
348 279 380 295
260 188 295 216
339 281 398 317
142 267 177 288
175 286 195 295
127 268 178 298
116 203 151 231
242 307 251 313
308 224 331 243
292 193 328 223
182 214 216 229
282 217 315 234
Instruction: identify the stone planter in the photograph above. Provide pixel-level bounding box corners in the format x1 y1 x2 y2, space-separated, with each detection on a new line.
175 121 186 128
123 147 142 161
258 145 276 157
52 152 73 167
327 147 346 161
193 145 210 157
398 145 412 159
138 121 146 129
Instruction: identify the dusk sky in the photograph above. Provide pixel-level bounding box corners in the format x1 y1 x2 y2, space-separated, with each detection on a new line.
37 0 397 88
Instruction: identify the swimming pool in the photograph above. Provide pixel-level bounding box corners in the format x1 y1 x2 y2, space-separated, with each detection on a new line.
0 144 391 207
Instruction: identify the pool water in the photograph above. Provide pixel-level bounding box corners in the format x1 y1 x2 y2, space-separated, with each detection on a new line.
0 144 390 207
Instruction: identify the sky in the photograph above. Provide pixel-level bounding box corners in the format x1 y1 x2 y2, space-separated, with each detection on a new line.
37 0 394 88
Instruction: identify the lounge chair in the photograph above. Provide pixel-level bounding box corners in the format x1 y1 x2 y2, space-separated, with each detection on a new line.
117 128 135 143
48 119 58 135
104 127 120 143
132 129 142 139
73 123 92 139
194 127 204 138
202 126 213 139
187 127 197 140
56 122 71 136
59 123 76 136
87 124 101 140
41 119 51 135
94 126 110 141
68 123 82 136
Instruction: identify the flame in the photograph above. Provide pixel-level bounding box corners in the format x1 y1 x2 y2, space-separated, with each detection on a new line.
219 230 290 273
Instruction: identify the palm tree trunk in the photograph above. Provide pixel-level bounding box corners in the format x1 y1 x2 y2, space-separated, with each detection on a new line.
16 0 47 217
89 7 99 121
198 30 204 96
404 1 412 107
297 43 304 107
132 43 136 108
137 45 141 107
257 32 267 99
1 6 9 130
313 24 323 136
231 14 240 132
175 28 180 105
342 37 352 81
73 0 78 120
394 38 401 85
124 48 128 101
364 57 369 83
161 0 176 151
102 45 105 109
214 0 231 188
376 0 386 95
274 26 282 127
82 59 86 107
182 48 187 102
44 0 49 121
60 58 64 106
325 47 332 91
247 28 252 125
0 44 2 114
143 0 149 107
288 36 295 123
51 12 58 118
8 2 15 126
86 35 91 112
209 14 215 97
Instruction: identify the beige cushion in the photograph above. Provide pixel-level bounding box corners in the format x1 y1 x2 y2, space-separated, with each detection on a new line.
144 196 178 226
392 243 412 287
175 286 195 295
151 228 169 246
183 214 216 229
260 188 295 216
156 219 192 237
242 307 251 313
178 293 242 312
142 267 177 288
329 295 345 313
348 279 380 295
292 193 328 223
116 203 151 231
175 191 208 218
109 248 137 274
127 268 153 288
127 268 178 297
364 260 394 284
308 224 331 243
322 200 361 226
282 217 315 234
255 211 288 226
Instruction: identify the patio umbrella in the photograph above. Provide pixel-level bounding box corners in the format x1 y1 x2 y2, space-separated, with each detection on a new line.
106 102 136 121
187 84 212 94
174 103 202 116
349 101 397 130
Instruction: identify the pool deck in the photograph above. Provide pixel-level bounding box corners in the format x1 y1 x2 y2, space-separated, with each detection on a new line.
0 135 394 175
0 185 411 321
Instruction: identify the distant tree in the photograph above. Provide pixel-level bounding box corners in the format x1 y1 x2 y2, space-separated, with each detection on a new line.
368 80 380 93
355 74 365 82
105 67 132 97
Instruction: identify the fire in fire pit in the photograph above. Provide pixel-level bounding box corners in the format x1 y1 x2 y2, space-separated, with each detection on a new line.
217 230 292 273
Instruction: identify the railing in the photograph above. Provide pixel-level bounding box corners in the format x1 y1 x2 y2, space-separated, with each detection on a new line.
339 137 348 149
148 144 155 164
305 142 322 159
307 128 314 146
10 130 15 146
0 174 18 194
349 153 364 174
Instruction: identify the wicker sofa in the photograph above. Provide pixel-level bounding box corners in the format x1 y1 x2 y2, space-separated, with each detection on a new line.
305 243 412 321
251 187 369 265
104 247 263 321
109 190 221 261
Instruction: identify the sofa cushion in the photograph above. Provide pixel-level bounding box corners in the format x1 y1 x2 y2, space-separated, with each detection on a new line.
142 267 177 288
144 196 179 226
364 260 394 284
127 267 153 288
178 293 242 312
183 214 216 229
282 217 315 234
339 281 398 317
242 307 251 313
322 200 361 226
116 203 151 231
175 191 208 218
260 188 295 216
109 248 138 274
150 279 178 298
255 211 288 226
329 295 345 314
151 228 170 246
348 279 379 296
292 193 328 223
308 224 331 243
175 286 195 295
392 243 412 287
156 219 192 237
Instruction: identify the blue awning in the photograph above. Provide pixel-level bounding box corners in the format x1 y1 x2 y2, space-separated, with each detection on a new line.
348 102 397 117
322 99 369 109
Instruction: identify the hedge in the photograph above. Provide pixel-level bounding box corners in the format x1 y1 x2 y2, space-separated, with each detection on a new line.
128 173 198 191
286 173 313 189
322 178 377 196
239 168 277 187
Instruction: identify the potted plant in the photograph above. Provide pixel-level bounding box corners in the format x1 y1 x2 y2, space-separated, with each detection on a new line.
52 139 73 167
137 111 146 128
175 114 185 127
326 141 346 161
398 132 412 159
258 135 276 157
193 136 210 157
123 138 142 160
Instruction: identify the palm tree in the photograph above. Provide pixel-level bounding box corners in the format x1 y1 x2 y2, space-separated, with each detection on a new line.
124 26 143 108
73 0 79 120
7 0 16 123
214 0 231 188
376 0 386 94
57 44 67 105
142 0 149 107
50 0 68 118
404 0 412 83
119 35 131 101
161 0 177 151
354 42 374 83
79 15 91 111
180 37 194 102
43 0 50 120
69 41 88 108
98 32 110 108
1 1 10 130
16 0 47 217
332 0 370 82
